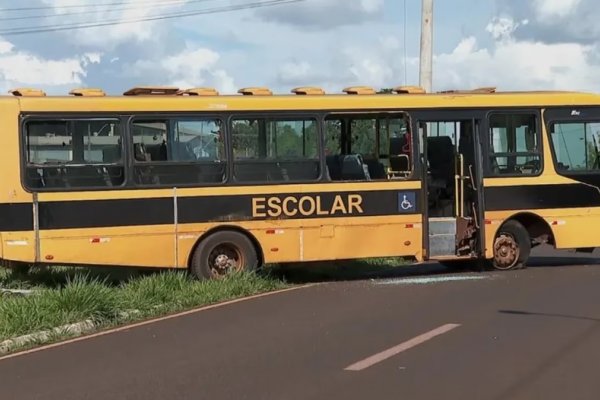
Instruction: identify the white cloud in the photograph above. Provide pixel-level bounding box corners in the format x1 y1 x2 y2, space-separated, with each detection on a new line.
270 11 600 95
0 38 101 92
434 17 600 92
36 0 192 49
533 0 582 18
257 0 384 29
277 61 314 86
486 17 520 41
126 44 237 93
273 33 412 93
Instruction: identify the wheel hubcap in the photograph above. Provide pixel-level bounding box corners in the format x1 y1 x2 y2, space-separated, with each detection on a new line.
209 244 244 278
493 234 520 270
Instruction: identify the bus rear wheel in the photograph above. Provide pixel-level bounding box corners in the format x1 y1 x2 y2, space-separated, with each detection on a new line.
491 220 531 271
190 231 258 280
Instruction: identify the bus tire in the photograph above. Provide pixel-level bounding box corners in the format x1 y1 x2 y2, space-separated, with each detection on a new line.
190 231 258 280
491 220 531 271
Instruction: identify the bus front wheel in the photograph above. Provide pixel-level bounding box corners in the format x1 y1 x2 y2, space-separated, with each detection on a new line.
491 220 531 271
191 231 258 280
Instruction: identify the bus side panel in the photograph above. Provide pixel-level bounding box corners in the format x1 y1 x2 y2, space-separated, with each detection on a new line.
540 208 600 249
35 191 177 269
300 215 422 262
484 207 600 259
38 225 175 268
176 221 303 268
177 217 423 267
2 232 36 263
0 100 36 264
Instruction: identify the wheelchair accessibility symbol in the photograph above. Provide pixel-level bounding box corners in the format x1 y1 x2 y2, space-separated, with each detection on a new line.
397 192 416 213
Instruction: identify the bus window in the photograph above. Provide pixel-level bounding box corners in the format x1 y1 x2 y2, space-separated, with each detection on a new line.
426 121 459 145
131 118 226 186
231 117 320 183
24 119 123 189
324 114 411 181
324 119 342 156
487 113 541 176
550 122 600 172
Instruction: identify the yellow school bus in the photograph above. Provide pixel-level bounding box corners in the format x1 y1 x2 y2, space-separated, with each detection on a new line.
1 85 599 279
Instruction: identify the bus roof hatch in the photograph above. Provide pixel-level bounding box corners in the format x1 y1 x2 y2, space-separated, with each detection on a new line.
343 86 376 95
291 87 325 95
238 87 273 96
393 86 426 94
180 87 219 96
9 88 47 97
123 86 180 96
69 88 106 97
439 87 497 94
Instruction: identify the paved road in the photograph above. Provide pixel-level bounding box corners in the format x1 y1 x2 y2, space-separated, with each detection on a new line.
2 248 600 400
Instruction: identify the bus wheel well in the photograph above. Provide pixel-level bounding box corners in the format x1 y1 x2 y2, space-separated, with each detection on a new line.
504 213 555 247
188 226 264 269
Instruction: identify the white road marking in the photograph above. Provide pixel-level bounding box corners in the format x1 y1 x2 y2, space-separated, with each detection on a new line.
376 275 488 285
344 323 461 371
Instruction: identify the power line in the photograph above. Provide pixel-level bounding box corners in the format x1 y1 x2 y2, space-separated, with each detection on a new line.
0 0 303 36
0 0 213 12
0 0 224 22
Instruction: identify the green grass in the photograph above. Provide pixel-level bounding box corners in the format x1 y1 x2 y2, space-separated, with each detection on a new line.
0 258 417 352
0 268 287 347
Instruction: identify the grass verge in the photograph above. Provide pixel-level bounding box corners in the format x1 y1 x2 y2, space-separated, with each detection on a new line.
0 268 287 350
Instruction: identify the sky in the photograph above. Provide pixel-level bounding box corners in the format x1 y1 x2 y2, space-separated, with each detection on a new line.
0 0 598 95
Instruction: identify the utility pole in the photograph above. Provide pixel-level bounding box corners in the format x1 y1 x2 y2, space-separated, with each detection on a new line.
419 0 433 93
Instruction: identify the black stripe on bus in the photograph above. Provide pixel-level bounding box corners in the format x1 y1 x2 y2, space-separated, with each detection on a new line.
0 189 421 232
0 203 34 232
484 183 600 211
5 183 598 233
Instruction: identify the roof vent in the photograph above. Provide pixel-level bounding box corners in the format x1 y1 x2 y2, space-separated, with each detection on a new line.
238 87 273 96
291 87 325 95
9 88 46 97
179 87 219 96
471 87 497 94
439 87 497 94
343 86 376 95
69 88 106 97
123 86 179 96
393 86 426 94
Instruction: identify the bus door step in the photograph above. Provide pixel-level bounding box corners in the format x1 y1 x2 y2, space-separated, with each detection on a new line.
429 218 456 257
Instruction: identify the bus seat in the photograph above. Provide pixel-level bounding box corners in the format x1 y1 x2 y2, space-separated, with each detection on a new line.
427 136 455 193
133 143 150 162
104 166 125 186
280 161 320 181
390 136 406 155
364 159 386 179
146 143 167 161
389 136 411 176
326 155 342 180
341 154 370 181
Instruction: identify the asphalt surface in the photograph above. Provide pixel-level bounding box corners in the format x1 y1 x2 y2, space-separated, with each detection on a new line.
2 247 600 400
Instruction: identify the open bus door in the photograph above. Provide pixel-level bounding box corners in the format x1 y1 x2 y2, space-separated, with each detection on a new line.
417 115 486 261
